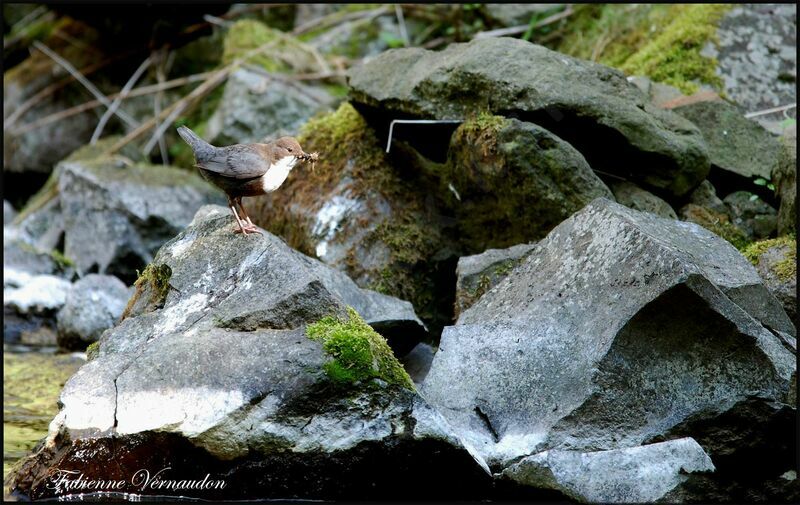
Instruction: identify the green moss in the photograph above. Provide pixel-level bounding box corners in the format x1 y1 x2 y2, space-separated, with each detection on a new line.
85 341 100 361
306 307 414 390
223 19 288 72
120 263 172 320
620 5 732 94
743 235 797 281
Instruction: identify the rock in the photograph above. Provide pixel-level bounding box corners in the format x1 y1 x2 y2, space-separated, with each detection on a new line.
56 156 225 283
687 179 728 214
500 438 715 503
610 181 677 219
723 191 778 240
4 271 71 346
773 123 796 236
246 103 454 333
8 206 490 501
673 100 782 181
56 274 132 350
455 242 537 317
422 198 795 498
204 67 335 146
743 237 797 322
710 4 796 114
348 37 709 197
442 115 614 250
4 200 16 224
627 75 685 108
399 342 436 386
483 4 565 27
3 226 74 279
308 15 403 60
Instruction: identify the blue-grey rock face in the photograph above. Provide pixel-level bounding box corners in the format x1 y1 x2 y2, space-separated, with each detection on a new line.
423 198 795 477
56 274 132 350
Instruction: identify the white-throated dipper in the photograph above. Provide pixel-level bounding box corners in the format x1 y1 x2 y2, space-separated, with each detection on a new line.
177 125 318 235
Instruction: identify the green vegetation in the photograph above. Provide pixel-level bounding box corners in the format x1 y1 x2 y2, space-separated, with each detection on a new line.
682 204 751 251
120 263 173 320
306 307 414 390
85 341 100 361
743 235 797 281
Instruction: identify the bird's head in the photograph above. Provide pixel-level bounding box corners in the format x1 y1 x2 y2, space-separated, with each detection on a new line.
271 136 319 172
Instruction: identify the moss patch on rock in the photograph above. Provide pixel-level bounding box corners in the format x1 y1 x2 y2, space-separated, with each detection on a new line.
306 306 414 390
743 235 797 282
85 341 100 362
120 263 172 321
681 203 751 251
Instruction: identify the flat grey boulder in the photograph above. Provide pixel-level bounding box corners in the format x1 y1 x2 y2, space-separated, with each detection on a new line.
422 198 795 495
58 156 226 282
455 242 537 317
56 274 132 350
348 37 709 197
500 438 715 503
673 100 782 180
8 206 486 501
204 67 335 146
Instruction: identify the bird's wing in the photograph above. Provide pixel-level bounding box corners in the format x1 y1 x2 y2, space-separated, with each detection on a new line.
195 145 272 179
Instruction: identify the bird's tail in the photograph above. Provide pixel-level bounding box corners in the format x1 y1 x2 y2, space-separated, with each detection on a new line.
176 125 213 153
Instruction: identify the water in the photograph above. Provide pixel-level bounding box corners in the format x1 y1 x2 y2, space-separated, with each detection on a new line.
3 346 86 499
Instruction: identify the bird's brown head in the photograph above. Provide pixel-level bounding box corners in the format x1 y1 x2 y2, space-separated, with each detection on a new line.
272 136 305 160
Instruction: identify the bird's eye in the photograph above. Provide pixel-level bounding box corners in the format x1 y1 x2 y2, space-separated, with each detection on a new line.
287 148 293 152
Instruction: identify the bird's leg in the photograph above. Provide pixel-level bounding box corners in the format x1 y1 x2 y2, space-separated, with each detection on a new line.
235 197 261 234
229 200 250 235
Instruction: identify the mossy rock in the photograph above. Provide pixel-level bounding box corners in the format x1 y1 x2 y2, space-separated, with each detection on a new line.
307 307 414 390
120 263 173 320
222 19 318 73
742 235 797 322
679 203 751 251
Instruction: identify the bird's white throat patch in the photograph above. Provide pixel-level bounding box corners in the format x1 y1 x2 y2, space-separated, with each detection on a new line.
261 156 298 192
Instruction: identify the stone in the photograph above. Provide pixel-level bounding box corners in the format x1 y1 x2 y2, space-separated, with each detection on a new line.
443 116 614 251
455 242 537 317
743 237 797 323
399 342 436 386
610 181 677 219
678 203 749 251
723 191 778 241
673 100 782 180
56 274 132 350
308 14 403 60
627 75 685 108
7 206 489 501
4 271 71 346
4 200 16 224
688 179 728 215
57 156 226 283
348 37 709 197
204 67 336 146
500 438 715 503
773 123 796 236
422 198 794 497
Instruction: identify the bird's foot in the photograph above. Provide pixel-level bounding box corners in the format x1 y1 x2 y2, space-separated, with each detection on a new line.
233 224 262 235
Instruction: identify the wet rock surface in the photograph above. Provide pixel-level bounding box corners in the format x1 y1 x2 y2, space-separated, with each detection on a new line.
422 198 795 497
7 206 489 501
348 37 709 197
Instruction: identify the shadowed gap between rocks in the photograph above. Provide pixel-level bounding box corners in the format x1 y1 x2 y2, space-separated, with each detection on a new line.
707 166 779 208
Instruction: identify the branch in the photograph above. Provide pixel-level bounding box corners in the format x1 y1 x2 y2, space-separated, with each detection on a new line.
32 41 139 129
90 55 153 144
473 6 574 40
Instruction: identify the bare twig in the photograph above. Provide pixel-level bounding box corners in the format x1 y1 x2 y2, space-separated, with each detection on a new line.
32 41 139 128
4 50 134 128
3 6 49 49
473 6 574 39
154 51 170 164
292 6 390 36
90 55 152 144
744 103 796 119
422 36 450 49
11 72 214 135
395 5 410 47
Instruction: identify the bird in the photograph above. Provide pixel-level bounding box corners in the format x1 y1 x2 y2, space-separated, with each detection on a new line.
177 125 318 235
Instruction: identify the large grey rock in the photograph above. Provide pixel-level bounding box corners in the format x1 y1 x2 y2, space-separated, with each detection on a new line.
709 4 796 114
455 242 536 317
56 274 132 350
500 438 715 503
204 67 335 146
673 100 782 180
4 269 71 346
687 179 728 215
747 237 797 323
422 198 795 496
348 37 709 197
773 123 796 236
8 206 488 501
443 116 614 251
610 181 677 219
57 156 226 282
